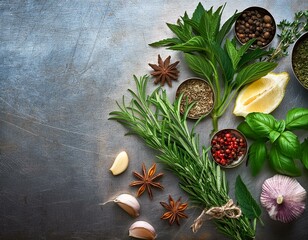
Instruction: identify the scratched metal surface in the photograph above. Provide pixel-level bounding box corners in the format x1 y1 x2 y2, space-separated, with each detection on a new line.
1 0 308 239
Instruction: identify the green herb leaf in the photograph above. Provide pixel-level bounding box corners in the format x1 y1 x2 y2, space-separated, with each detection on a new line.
269 130 281 143
235 175 261 219
274 120 286 133
184 53 214 84
192 2 205 22
245 112 277 137
301 138 308 169
237 121 259 140
217 12 240 44
166 23 192 42
238 48 272 70
200 5 223 42
276 131 301 158
234 61 278 87
268 144 301 176
285 107 308 130
169 36 208 52
225 39 240 69
248 141 267 176
149 38 182 47
211 42 234 82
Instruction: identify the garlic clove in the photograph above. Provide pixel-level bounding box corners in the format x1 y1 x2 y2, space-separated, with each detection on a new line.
260 174 307 223
129 221 157 240
114 193 140 217
110 151 129 175
99 193 140 218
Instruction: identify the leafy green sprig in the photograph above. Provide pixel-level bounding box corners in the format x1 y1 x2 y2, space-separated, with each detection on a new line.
267 10 308 62
110 75 260 240
149 3 277 133
237 108 308 176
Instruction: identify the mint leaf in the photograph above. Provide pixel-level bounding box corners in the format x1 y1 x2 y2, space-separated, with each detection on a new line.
234 61 278 87
149 38 182 47
285 107 308 130
184 53 214 83
246 112 277 137
235 175 261 219
248 141 267 176
269 144 301 176
225 39 240 69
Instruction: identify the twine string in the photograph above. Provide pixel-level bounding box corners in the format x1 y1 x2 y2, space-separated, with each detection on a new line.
191 199 242 233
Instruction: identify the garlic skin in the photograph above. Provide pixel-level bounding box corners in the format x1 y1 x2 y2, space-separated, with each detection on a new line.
114 193 140 217
260 174 306 223
100 193 140 218
129 221 157 240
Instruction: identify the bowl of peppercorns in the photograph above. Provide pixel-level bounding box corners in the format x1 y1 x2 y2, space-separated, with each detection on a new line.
235 7 276 49
210 129 248 168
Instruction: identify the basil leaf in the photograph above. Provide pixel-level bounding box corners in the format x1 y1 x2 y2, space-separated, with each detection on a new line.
246 112 277 137
268 144 301 176
237 121 259 140
285 107 308 130
235 175 261 219
234 61 278 87
277 131 301 158
269 130 281 143
274 120 286 133
301 138 308 169
248 141 267 176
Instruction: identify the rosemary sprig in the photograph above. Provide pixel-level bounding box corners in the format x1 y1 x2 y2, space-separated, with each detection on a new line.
109 75 257 240
267 10 308 62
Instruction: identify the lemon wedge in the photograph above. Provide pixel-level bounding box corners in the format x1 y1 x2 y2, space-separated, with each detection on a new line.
233 72 290 117
110 151 129 175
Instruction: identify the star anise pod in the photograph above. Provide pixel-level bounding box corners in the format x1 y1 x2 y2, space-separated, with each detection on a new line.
130 163 164 199
160 195 188 225
148 54 180 87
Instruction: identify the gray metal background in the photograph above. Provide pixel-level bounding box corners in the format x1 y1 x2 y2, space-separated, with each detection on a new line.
1 0 308 239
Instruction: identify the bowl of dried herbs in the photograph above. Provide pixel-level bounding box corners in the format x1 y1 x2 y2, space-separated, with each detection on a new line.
175 78 215 119
292 32 308 90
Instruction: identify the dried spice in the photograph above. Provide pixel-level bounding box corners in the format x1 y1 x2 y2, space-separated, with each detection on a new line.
160 195 188 225
235 7 276 48
176 78 214 119
148 54 179 87
292 33 308 89
130 163 164 199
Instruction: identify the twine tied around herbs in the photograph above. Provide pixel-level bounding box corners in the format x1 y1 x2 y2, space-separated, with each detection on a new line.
191 199 242 233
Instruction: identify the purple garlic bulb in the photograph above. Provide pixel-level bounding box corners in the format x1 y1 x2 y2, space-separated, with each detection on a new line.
260 174 306 223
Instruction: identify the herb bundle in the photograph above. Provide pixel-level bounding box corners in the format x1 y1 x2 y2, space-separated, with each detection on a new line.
149 3 277 133
237 108 308 176
267 10 308 62
109 75 261 240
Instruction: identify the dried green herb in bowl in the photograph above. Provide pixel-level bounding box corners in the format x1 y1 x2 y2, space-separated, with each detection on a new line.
292 32 308 90
175 78 215 119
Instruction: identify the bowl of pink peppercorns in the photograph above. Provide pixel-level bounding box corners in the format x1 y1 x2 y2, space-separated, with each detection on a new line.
210 129 248 168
